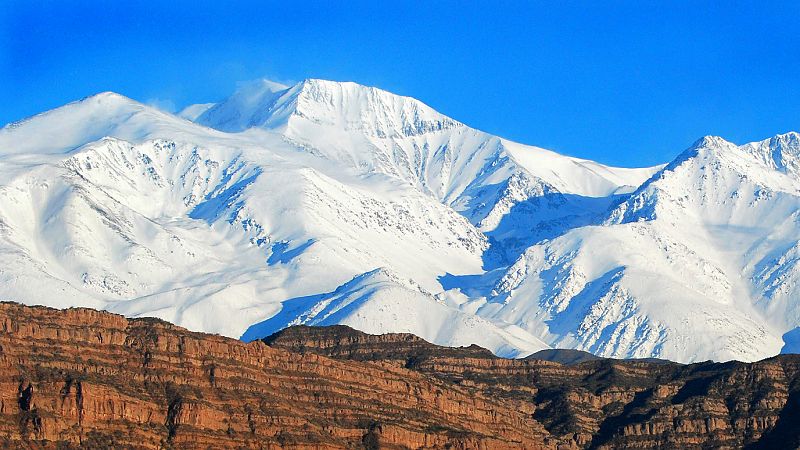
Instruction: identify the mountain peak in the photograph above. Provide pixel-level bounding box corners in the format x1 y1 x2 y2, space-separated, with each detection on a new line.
773 130 800 140
761 131 800 155
194 78 461 137
741 131 800 173
283 78 461 138
691 135 732 149
680 132 800 174
83 91 131 102
646 135 733 176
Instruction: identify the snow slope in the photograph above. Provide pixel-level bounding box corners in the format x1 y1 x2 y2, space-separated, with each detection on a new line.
240 268 546 357
2 78 797 362
0 86 547 355
196 79 660 266
460 134 800 362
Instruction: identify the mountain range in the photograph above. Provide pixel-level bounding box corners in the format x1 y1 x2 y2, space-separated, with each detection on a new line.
2 78 798 363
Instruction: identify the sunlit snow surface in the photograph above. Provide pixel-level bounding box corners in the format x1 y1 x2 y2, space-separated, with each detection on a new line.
0 79 796 362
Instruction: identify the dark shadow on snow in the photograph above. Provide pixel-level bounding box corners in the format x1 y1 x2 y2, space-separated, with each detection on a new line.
482 193 623 271
439 192 625 299
267 239 315 265
240 292 327 342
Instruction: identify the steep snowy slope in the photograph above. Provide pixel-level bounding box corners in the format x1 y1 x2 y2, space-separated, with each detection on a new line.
4 78 797 363
0 93 489 339
197 80 655 203
196 79 659 266
610 134 800 331
178 102 215 121
458 134 800 362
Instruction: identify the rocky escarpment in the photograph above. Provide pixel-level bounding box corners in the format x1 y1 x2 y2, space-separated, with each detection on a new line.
267 326 800 450
0 303 549 449
2 303 800 449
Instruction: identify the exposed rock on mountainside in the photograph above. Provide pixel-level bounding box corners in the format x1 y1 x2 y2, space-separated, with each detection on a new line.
2 303 800 449
0 302 547 449
265 325 800 449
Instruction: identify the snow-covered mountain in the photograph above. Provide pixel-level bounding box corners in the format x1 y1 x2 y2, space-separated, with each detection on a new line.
1 78 797 363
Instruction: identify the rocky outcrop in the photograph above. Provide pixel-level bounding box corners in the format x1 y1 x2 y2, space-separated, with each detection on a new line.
2 303 800 449
267 325 800 450
0 303 549 449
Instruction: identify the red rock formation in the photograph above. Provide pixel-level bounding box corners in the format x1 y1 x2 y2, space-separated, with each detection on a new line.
0 303 550 449
266 325 800 450
2 303 800 449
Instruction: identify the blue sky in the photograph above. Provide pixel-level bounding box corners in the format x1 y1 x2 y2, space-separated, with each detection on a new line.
2 1 798 167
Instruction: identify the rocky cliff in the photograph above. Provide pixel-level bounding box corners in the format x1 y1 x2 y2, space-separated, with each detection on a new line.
1 303 799 449
265 326 800 449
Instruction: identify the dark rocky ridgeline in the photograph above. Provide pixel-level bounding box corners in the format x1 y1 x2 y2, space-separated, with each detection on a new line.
0 302 798 449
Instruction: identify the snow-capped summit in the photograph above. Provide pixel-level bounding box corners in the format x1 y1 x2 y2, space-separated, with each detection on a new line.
2 91 152 155
196 78 658 242
195 78 461 138
476 132 800 362
608 133 800 226
2 78 799 363
741 131 800 174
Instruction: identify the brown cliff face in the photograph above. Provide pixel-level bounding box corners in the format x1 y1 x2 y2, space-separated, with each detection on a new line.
0 302 550 449
266 326 800 450
0 303 798 449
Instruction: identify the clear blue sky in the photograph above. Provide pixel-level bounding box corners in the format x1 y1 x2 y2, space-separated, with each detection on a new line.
2 1 798 167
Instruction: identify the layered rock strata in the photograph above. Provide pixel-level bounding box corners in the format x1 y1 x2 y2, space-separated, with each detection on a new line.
267 325 800 450
1 303 799 449
0 303 547 449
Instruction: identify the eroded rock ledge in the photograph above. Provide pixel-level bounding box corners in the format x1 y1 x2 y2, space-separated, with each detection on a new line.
1 302 799 449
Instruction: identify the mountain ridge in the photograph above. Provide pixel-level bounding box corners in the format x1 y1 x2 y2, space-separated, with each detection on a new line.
1 77 798 363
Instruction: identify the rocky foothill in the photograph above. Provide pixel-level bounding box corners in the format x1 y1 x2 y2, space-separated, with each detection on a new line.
1 303 798 449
